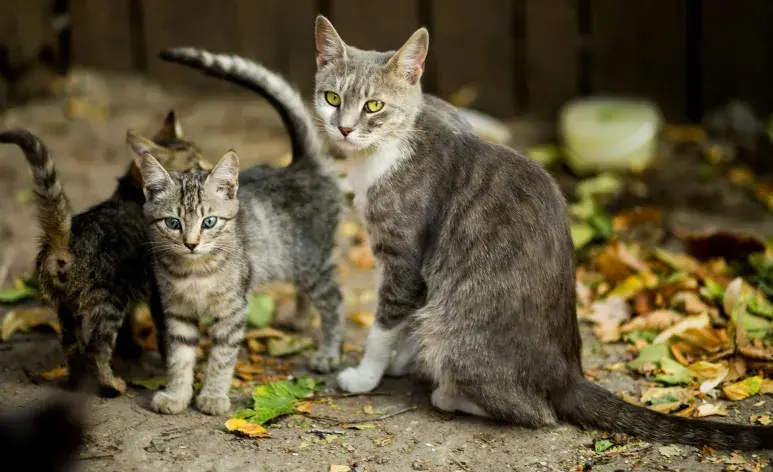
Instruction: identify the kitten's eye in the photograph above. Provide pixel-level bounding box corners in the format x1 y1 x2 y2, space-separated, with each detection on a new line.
364 100 384 113
325 91 341 107
164 217 181 230
201 216 218 229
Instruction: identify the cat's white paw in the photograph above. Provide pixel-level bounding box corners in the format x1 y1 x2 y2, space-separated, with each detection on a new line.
195 394 231 416
337 367 380 393
151 391 191 415
309 351 341 374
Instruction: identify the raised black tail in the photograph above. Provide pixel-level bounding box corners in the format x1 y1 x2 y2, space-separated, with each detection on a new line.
159 47 322 167
1 129 73 287
555 375 773 450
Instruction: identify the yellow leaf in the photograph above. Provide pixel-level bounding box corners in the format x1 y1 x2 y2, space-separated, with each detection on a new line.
363 404 374 415
295 401 313 414
347 246 376 270
1 308 60 341
244 327 286 340
722 376 764 401
277 153 292 167
620 310 683 334
687 361 727 381
652 313 710 345
695 403 729 418
348 311 375 328
225 418 270 438
39 365 69 381
640 387 695 405
329 466 352 472
247 339 265 354
751 414 772 426
762 379 773 395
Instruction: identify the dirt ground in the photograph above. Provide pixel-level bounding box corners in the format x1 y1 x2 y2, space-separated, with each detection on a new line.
2 71 773 472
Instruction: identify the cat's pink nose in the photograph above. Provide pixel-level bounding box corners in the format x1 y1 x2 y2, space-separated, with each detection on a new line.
338 126 353 137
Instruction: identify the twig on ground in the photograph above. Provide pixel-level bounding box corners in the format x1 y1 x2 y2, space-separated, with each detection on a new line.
307 391 392 401
306 428 346 438
305 405 418 426
450 454 471 472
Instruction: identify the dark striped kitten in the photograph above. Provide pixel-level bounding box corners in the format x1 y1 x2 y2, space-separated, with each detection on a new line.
0 112 209 396
132 50 343 416
314 15 773 450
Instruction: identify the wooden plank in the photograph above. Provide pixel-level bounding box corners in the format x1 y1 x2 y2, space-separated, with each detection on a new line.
525 0 580 119
235 0 317 96
432 0 518 118
141 0 241 92
591 0 687 121
702 0 773 116
70 0 134 71
331 0 420 52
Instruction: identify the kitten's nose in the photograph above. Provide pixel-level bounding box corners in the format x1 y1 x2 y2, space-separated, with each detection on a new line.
338 126 353 137
184 242 198 252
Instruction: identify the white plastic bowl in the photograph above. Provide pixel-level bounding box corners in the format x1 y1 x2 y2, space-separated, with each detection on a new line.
560 98 662 175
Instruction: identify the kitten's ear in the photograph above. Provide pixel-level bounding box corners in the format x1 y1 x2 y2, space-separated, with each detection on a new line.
386 27 429 85
315 15 347 68
205 150 239 199
126 129 165 159
134 152 174 202
154 109 185 141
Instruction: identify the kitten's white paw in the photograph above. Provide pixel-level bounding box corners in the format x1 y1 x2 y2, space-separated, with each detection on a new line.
151 391 191 415
337 367 380 393
195 394 231 416
309 351 341 373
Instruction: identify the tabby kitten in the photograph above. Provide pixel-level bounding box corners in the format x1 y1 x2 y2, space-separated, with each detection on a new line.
132 49 343 416
314 16 773 450
0 112 209 396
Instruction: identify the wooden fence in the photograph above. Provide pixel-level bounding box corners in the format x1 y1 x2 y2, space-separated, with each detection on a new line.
69 0 773 122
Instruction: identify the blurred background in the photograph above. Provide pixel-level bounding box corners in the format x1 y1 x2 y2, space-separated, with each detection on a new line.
2 1 773 470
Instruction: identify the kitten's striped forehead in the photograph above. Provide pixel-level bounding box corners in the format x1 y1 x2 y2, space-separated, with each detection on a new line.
173 172 208 216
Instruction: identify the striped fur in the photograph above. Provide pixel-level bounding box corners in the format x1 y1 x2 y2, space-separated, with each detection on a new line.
0 130 73 288
159 47 321 164
1 113 212 397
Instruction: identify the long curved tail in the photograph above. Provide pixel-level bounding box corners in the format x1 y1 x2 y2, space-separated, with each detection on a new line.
159 47 322 167
0 130 72 286
555 375 773 450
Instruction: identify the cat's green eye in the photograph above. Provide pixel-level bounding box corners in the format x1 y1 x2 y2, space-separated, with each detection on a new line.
164 217 181 230
201 216 218 229
364 100 384 113
325 91 341 107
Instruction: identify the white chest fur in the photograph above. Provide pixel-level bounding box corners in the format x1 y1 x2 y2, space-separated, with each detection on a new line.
346 140 411 221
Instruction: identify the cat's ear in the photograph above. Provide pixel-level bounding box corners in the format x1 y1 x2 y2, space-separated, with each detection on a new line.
386 27 429 85
126 129 166 159
205 150 239 199
154 109 185 141
315 15 347 68
133 151 174 202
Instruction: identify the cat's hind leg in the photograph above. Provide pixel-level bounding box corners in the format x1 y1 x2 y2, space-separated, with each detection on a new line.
81 291 129 396
299 263 344 373
386 328 419 377
58 305 86 391
431 378 489 417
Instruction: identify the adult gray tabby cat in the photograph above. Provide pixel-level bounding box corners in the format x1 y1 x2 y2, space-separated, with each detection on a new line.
313 15 773 450
130 50 343 416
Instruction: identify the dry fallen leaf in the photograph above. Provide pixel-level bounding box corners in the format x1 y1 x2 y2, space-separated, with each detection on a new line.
640 386 695 405
347 246 376 270
620 309 683 334
329 466 351 472
723 376 764 401
695 402 729 418
295 401 313 415
39 365 69 381
751 414 773 426
348 311 375 328
652 313 711 345
363 404 374 415
225 418 270 438
1 308 60 341
247 339 266 354
243 327 286 340
579 296 631 343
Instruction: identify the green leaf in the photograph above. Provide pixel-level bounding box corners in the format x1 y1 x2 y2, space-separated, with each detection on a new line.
594 439 614 453
247 293 276 328
127 377 167 390
267 336 315 357
628 343 670 372
527 144 562 167
0 284 37 304
622 330 658 343
240 377 320 425
571 223 595 250
701 278 725 303
587 214 613 240
655 358 696 385
575 173 623 201
649 394 678 405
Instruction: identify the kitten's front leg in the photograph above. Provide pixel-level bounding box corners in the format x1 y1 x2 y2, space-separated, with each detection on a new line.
195 303 247 416
151 316 199 414
338 253 424 393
